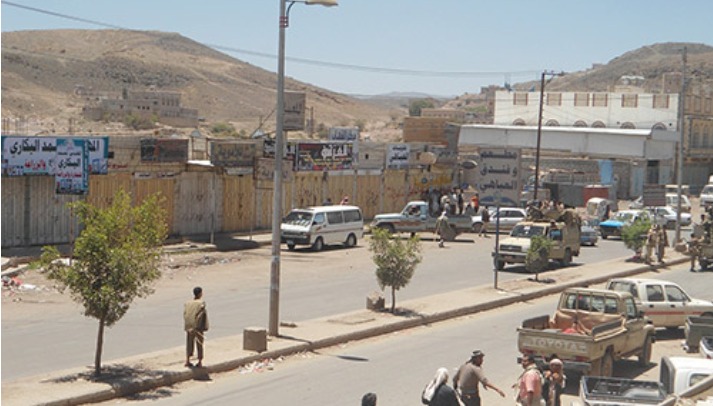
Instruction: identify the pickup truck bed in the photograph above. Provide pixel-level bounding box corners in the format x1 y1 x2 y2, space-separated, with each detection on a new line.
578 376 666 405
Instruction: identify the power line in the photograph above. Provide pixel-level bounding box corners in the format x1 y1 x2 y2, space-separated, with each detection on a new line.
2 0 540 79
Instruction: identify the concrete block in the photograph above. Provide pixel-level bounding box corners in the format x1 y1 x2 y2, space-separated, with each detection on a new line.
366 292 385 311
243 327 267 352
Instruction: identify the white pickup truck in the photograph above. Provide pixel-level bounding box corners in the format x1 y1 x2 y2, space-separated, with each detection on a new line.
370 201 473 240
517 288 654 377
606 278 713 329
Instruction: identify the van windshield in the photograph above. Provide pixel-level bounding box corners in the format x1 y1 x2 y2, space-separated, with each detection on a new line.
283 211 314 226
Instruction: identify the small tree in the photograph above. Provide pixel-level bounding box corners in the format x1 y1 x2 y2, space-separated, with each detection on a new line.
622 219 651 259
408 99 435 117
526 235 553 280
38 189 168 376
369 228 422 313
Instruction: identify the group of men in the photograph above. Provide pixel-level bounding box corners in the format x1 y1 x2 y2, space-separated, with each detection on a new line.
420 350 565 406
644 223 668 264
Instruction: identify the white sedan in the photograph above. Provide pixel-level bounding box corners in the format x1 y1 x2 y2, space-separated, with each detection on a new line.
648 206 692 229
471 207 527 234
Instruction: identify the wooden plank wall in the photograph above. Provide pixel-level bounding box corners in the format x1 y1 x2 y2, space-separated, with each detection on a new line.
1 167 456 247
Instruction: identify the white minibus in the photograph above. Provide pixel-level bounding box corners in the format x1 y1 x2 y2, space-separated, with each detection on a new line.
281 205 364 251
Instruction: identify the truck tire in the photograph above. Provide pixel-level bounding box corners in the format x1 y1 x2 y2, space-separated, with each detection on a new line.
638 335 652 366
378 224 395 234
312 237 324 252
599 350 615 377
494 257 506 271
287 243 296 251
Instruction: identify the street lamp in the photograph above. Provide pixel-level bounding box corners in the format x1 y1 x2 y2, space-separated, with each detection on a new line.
533 70 564 201
270 0 338 337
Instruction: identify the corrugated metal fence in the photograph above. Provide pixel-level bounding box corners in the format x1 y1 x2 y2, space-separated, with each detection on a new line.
1 167 453 247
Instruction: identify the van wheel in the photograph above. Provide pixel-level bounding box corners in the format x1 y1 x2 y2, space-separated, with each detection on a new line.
561 248 572 267
345 234 357 248
287 243 296 251
638 335 652 366
312 237 324 252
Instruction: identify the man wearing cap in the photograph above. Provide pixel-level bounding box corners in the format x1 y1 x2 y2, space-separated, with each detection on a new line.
453 350 506 406
516 354 543 406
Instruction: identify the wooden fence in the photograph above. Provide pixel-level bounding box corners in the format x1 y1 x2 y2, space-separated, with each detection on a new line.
1 166 454 247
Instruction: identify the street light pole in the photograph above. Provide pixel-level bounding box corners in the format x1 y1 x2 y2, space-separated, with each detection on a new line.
269 0 337 337
674 46 687 244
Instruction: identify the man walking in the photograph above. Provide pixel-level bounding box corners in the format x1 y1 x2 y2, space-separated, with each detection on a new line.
184 286 209 368
516 354 543 406
453 350 506 406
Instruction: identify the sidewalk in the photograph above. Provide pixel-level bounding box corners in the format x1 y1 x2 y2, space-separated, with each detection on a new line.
1 247 690 406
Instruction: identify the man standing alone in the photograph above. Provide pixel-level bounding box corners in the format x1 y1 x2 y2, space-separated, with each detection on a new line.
184 286 209 367
453 350 506 406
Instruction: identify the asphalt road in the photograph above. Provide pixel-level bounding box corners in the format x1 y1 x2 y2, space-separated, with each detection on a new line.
100 264 710 406
2 232 631 380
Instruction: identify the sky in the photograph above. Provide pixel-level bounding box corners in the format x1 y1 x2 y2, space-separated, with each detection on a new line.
2 0 713 97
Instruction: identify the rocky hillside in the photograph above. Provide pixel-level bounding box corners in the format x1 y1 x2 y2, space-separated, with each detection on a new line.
1 29 403 139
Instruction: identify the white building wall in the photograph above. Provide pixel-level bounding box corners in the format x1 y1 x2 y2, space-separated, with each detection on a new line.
494 91 679 131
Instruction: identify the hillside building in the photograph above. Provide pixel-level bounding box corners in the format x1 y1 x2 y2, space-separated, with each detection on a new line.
82 89 199 128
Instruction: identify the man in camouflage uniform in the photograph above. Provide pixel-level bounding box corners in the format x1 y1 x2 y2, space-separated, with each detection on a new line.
644 224 658 265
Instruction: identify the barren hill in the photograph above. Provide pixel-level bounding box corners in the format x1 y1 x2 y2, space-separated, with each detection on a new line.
1 29 403 139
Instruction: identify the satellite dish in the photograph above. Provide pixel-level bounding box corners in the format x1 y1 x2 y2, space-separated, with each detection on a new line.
460 160 478 170
418 152 437 165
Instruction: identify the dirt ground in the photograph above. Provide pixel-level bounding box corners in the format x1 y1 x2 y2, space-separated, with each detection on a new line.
1 249 257 321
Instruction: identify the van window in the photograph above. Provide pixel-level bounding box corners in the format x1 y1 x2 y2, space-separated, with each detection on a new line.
646 285 665 302
327 211 344 224
314 213 325 225
344 209 362 223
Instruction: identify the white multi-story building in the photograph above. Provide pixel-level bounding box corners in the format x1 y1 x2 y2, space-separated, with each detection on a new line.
494 90 679 131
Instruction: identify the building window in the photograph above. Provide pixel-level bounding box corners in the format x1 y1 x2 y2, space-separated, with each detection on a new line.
653 94 670 109
574 93 589 107
621 94 638 108
574 120 587 127
547 93 562 106
694 96 702 113
514 93 528 106
592 121 606 128
545 119 560 126
592 93 608 107
705 97 712 114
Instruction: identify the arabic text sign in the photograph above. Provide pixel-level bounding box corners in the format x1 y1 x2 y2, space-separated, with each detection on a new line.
295 142 354 172
284 91 306 131
475 148 521 206
210 142 256 167
55 138 89 195
328 127 359 141
140 139 189 162
387 144 410 169
1 136 109 176
255 158 293 181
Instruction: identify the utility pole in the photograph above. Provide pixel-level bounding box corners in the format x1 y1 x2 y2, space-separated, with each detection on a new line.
534 70 564 201
675 47 687 244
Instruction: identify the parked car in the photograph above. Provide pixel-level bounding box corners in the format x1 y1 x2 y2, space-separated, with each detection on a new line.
599 209 651 239
606 278 713 328
700 184 713 208
580 219 599 246
648 206 692 229
471 207 526 234
666 193 692 213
